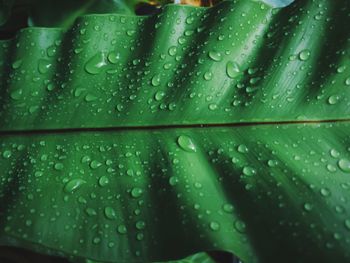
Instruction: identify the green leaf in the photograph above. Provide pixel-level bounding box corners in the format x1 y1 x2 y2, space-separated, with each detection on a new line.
0 0 350 262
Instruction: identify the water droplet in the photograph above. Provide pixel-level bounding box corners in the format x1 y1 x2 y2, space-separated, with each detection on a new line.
85 52 107 75
345 77 350 86
98 176 109 187
338 159 350 172
226 61 241 79
237 144 248 153
154 91 165 101
177 135 196 152
168 46 177 56
267 159 278 167
117 224 127 234
204 71 213 80
209 221 220 231
327 95 340 105
186 16 194 24
234 220 246 233
242 166 256 176
47 83 55 91
135 220 146 230
86 207 97 216
10 89 23 100
12 59 23 69
131 187 143 198
303 202 313 211
169 176 179 186
151 74 161 86
299 49 310 61
344 219 350 231
126 30 135 36
34 171 43 177
326 164 337 172
2 150 11 159
90 160 102 169
115 104 124 112
208 103 218 110
222 204 234 213
54 163 64 170
92 237 101 244
25 220 32 226
330 149 340 158
47 45 57 57
85 94 98 102
64 179 86 193
104 207 117 219
337 65 346 73
208 51 222 62
320 188 330 197
38 59 52 74
107 51 120 64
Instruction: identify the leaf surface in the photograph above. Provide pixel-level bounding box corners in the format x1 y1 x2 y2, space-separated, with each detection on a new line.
0 0 350 262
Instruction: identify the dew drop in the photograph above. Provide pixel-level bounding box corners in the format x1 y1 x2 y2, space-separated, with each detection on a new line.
234 220 246 233
209 221 220 231
10 89 23 100
117 224 127 234
344 219 350 231
267 159 278 167
107 51 120 64
86 207 97 216
345 77 350 86
151 74 161 87
330 149 340 158
338 158 350 172
320 188 330 197
203 71 213 80
104 206 117 219
154 91 165 101
54 163 64 170
85 52 107 75
98 176 109 187
222 204 234 213
12 59 23 69
237 144 248 153
38 59 52 74
326 164 337 172
168 46 177 56
169 176 179 186
131 187 143 198
226 61 241 79
64 178 86 193
242 166 256 176
34 171 43 178
208 51 222 62
327 95 340 105
299 49 311 61
2 150 11 159
47 45 57 57
303 202 313 211
135 220 146 230
177 135 196 152
208 103 218 110
85 94 98 102
90 160 102 169
337 65 346 73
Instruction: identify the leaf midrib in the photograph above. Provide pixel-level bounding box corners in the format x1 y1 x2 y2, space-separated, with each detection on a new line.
0 118 349 136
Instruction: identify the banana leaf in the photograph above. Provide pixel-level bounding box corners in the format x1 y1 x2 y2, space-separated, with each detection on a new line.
0 0 350 262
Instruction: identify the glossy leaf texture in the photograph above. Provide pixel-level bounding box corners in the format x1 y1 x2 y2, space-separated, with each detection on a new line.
0 0 349 130
0 0 350 262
